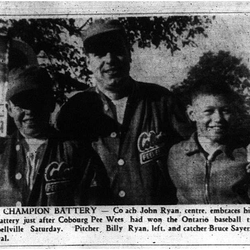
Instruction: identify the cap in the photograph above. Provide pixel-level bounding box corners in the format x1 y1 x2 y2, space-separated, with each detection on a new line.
82 19 127 52
6 66 53 102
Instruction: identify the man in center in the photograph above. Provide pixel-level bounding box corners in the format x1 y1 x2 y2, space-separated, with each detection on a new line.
57 19 186 205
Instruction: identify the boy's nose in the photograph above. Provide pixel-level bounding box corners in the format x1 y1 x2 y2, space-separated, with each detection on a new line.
213 110 224 121
104 52 116 62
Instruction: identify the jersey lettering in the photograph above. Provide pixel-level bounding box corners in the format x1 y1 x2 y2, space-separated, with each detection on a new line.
137 131 165 164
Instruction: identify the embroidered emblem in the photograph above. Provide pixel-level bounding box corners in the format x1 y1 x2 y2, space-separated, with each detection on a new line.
137 131 166 164
44 162 73 194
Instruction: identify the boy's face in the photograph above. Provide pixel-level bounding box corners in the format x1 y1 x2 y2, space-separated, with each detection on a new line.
187 94 232 144
7 91 52 139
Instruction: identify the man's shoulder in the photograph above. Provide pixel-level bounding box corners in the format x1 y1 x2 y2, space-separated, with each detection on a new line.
57 87 101 120
48 128 77 145
67 81 172 101
132 80 175 106
65 87 97 103
49 128 93 152
135 80 172 96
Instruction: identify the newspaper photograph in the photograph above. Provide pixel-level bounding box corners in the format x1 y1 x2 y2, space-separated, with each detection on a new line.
1 1 250 249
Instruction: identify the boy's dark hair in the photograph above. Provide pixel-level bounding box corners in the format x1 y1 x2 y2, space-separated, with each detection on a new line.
187 76 244 107
185 75 250 145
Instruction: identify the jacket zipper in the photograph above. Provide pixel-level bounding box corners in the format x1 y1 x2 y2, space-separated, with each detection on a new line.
204 159 211 204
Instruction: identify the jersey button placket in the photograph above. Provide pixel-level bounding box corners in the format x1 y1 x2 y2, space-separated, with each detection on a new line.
118 159 125 166
15 173 22 180
118 190 126 198
110 132 117 138
16 144 20 151
104 104 109 112
16 201 22 206
117 159 125 198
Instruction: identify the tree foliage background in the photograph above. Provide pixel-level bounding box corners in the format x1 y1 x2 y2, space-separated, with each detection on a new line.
0 16 212 105
172 50 250 110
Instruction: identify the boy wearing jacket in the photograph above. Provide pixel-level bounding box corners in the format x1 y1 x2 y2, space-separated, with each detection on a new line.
0 66 109 206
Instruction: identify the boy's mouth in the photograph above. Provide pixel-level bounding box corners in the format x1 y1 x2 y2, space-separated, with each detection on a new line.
208 125 227 132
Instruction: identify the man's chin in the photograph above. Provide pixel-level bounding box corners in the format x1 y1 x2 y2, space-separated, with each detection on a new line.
103 77 127 89
102 71 129 81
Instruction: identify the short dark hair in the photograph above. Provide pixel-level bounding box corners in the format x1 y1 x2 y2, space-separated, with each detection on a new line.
187 76 242 106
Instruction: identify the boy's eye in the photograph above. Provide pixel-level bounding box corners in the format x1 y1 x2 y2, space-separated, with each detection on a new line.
204 109 214 114
222 108 231 114
13 105 23 112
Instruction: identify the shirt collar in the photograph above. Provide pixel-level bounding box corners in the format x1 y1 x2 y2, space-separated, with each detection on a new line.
94 77 135 100
184 132 201 156
93 77 136 106
184 132 227 158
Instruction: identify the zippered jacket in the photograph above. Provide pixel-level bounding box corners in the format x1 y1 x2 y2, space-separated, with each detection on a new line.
168 133 250 204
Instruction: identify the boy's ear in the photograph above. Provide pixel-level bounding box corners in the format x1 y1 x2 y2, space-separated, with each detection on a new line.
85 55 92 72
187 104 196 122
6 102 14 118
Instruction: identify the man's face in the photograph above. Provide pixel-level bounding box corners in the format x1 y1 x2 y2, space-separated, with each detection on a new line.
7 91 52 138
86 33 131 92
187 94 232 144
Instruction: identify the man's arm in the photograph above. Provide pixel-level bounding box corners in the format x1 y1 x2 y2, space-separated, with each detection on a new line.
73 141 111 205
169 92 194 141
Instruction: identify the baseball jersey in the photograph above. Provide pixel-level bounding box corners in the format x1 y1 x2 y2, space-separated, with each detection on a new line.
57 78 185 204
0 129 109 206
